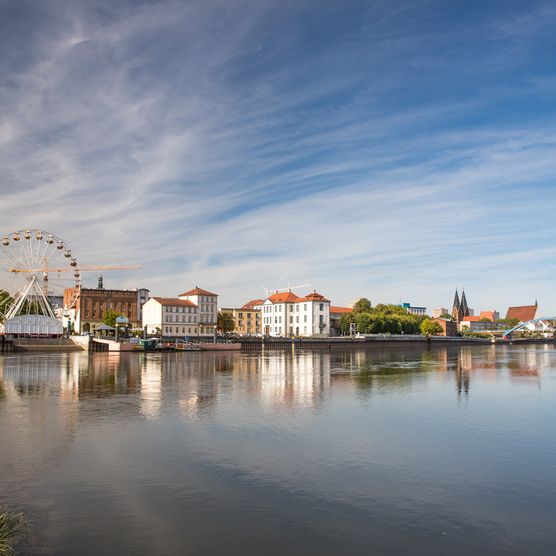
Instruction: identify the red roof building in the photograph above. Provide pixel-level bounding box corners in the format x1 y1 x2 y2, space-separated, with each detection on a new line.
506 304 538 322
242 299 264 310
178 287 218 297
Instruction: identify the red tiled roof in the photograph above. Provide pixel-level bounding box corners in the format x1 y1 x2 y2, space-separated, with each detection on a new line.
479 311 496 322
330 306 352 314
268 291 301 303
152 297 197 307
462 316 481 322
506 305 537 322
242 299 263 309
178 287 218 297
298 291 330 302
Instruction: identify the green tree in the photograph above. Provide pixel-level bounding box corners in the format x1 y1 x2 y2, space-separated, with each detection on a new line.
0 290 13 321
217 311 235 334
355 312 372 333
103 309 123 327
420 318 443 336
439 313 453 320
352 298 372 314
503 318 519 328
339 312 355 335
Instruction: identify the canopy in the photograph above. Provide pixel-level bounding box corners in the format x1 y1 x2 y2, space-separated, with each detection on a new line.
94 324 116 331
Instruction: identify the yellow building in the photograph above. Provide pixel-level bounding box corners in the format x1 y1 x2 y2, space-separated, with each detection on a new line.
221 299 262 336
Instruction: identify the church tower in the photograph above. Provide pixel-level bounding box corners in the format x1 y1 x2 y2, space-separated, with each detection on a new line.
452 289 461 322
460 290 470 319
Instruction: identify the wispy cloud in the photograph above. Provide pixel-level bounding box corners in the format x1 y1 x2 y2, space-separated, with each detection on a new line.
1 0 555 313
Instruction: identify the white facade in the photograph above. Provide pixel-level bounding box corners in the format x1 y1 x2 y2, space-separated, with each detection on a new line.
4 315 63 336
178 287 218 336
142 297 199 337
256 291 330 337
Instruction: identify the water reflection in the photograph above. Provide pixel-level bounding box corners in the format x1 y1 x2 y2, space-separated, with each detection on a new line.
1 345 556 555
0 345 553 408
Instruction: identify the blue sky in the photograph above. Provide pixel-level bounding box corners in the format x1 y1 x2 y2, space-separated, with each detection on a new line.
1 0 556 314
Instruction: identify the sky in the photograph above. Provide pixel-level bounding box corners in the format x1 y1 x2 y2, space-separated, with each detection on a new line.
1 0 556 314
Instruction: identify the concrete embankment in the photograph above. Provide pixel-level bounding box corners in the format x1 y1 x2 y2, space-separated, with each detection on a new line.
239 335 494 349
12 338 85 352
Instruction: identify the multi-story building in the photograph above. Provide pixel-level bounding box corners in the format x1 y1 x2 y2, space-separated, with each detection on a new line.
221 299 263 336
63 278 148 333
432 307 449 318
506 303 538 323
141 286 219 337
401 302 427 316
178 287 218 336
329 306 352 336
141 297 198 336
257 290 330 337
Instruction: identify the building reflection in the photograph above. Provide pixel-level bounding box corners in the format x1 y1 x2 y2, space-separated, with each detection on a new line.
258 348 330 408
0 344 553 425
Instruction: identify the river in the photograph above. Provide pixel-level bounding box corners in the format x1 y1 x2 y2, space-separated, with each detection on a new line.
1 345 555 554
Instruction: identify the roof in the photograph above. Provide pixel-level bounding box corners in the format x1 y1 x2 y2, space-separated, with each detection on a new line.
462 316 481 322
94 324 115 331
151 297 197 307
506 305 538 322
330 306 352 314
479 311 496 322
242 299 263 309
268 291 301 303
298 291 330 302
178 287 218 297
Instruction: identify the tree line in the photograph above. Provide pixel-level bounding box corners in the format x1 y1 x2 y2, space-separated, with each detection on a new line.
339 298 443 335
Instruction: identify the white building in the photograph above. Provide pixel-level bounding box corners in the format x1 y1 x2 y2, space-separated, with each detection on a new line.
142 297 199 337
256 290 330 337
432 307 449 318
178 287 218 336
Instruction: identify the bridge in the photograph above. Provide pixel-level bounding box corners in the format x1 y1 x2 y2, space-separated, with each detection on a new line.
503 317 556 339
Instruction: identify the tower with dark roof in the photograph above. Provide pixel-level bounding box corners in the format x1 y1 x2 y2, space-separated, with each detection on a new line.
460 290 470 319
452 289 461 322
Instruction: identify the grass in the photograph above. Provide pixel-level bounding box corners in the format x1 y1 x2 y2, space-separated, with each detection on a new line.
0 512 26 555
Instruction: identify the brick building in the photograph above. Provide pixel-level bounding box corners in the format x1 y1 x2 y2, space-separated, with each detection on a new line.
63 279 149 333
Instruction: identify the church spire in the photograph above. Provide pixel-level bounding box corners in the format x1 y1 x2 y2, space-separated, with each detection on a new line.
452 289 460 321
460 289 469 318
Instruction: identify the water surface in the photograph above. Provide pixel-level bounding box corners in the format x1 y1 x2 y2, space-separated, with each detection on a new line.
1 345 556 555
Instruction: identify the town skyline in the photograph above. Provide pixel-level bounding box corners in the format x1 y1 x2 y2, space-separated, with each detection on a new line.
1 1 556 313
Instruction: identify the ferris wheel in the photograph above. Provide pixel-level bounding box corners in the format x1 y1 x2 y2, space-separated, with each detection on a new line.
0 230 80 321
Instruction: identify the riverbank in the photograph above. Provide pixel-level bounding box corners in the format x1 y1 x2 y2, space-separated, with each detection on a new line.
2 334 555 353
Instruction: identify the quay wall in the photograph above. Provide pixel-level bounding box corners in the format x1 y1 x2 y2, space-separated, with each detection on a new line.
239 335 492 350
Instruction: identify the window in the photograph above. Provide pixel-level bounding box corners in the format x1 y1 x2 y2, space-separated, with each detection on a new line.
304 304 307 310
296 316 299 323
304 315 307 322
319 303 324 311
289 316 293 323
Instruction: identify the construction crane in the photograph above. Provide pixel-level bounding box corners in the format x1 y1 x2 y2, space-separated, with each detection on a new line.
8 264 142 273
262 283 311 299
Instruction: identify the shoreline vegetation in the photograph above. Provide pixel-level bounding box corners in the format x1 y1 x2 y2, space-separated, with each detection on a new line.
0 512 26 555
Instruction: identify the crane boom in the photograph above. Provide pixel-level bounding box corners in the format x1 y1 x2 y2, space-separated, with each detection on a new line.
8 264 142 273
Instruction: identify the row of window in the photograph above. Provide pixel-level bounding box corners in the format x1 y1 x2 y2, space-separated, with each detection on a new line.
165 327 195 334
164 306 194 313
162 326 213 335
264 315 311 324
262 303 326 313
165 315 196 323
